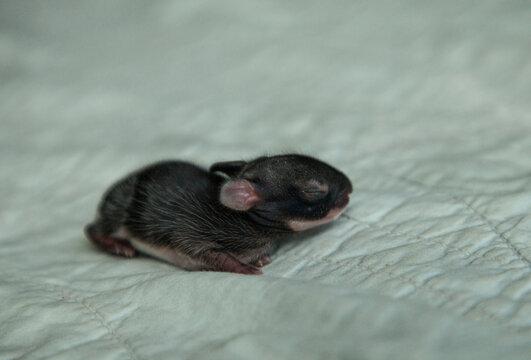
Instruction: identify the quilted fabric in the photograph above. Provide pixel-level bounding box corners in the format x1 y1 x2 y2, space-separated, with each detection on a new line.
1 1 530 359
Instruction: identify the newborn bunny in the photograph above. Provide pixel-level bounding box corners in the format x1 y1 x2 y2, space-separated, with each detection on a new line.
85 154 352 275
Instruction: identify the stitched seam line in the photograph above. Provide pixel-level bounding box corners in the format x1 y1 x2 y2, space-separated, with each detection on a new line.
3 273 141 360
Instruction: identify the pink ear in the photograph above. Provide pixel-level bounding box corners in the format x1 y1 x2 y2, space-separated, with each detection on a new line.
219 179 260 211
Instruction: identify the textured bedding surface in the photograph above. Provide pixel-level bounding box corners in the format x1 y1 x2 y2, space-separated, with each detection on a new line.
1 1 531 359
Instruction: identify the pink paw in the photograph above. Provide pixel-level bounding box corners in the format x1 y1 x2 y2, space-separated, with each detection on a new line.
238 264 263 275
112 239 136 257
205 251 263 275
251 255 271 268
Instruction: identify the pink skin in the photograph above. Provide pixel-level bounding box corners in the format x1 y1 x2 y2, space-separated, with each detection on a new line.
89 234 137 257
220 180 260 211
90 234 264 275
220 178 351 232
202 251 263 275
88 195 349 275
236 200 350 274
251 255 271 267
287 201 349 231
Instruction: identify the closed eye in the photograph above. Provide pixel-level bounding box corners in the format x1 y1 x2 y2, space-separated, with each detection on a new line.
300 188 328 202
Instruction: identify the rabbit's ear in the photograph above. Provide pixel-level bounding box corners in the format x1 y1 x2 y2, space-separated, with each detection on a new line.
219 179 261 211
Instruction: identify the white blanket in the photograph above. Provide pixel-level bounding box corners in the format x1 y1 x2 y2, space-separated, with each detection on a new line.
1 1 530 359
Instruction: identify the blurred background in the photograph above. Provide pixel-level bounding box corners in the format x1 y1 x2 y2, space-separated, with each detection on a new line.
2 0 528 165
1 1 531 358
1 0 529 264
